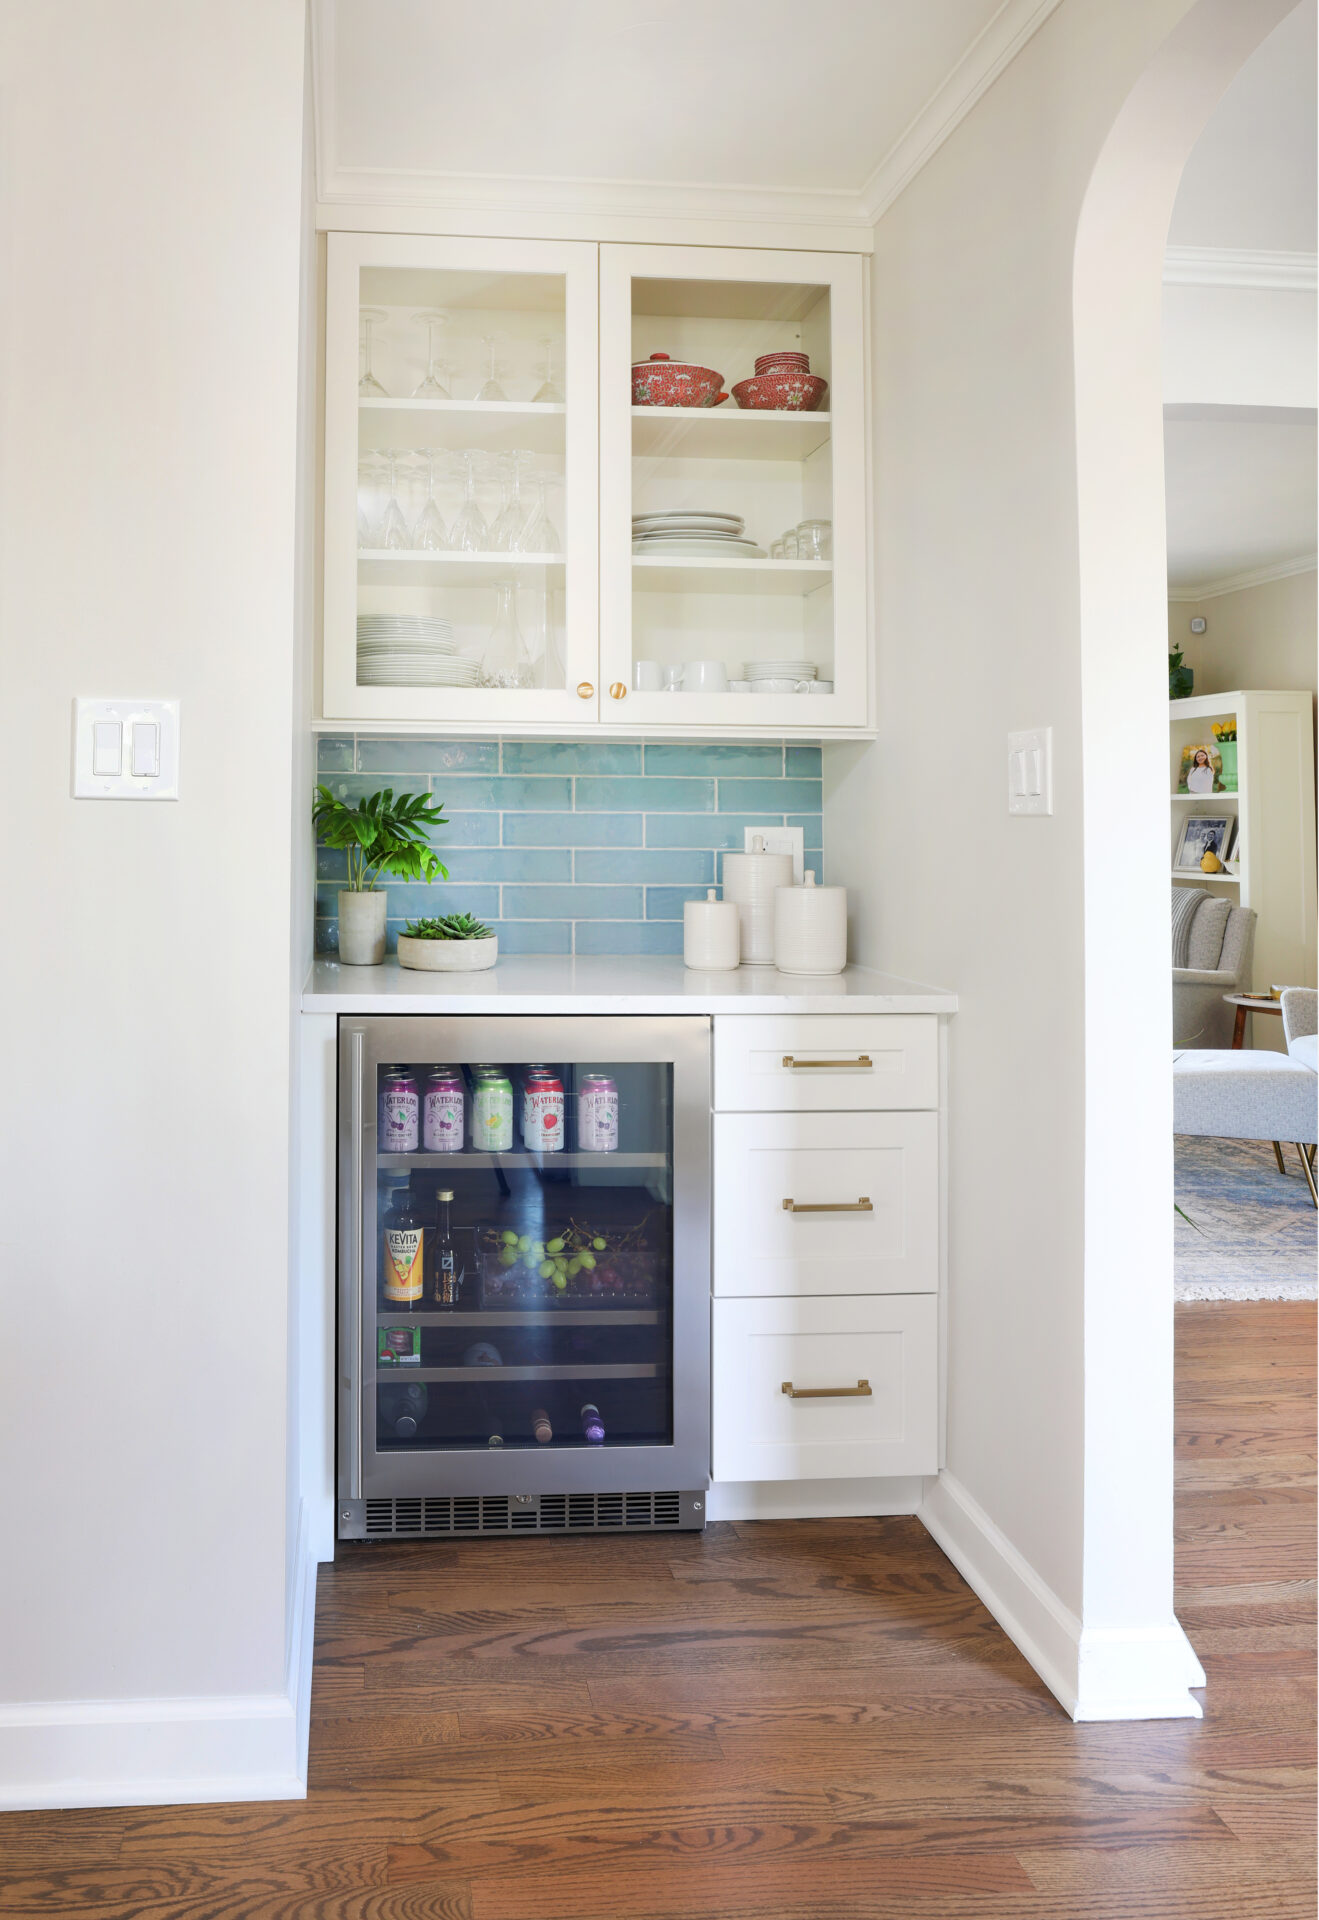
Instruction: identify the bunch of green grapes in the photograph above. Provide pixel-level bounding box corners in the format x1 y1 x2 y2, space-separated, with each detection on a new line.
492 1225 611 1294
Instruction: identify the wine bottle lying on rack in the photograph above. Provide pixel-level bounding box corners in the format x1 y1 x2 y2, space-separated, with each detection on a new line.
580 1401 605 1445
532 1407 553 1445
379 1382 428 1438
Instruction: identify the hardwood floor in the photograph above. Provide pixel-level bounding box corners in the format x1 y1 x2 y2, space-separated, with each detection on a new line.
1 1301 1313 1918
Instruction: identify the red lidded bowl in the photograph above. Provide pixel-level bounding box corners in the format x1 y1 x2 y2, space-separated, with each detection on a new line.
631 352 727 407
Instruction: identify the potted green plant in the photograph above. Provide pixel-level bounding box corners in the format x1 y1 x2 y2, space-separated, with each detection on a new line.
311 785 449 966
397 911 499 973
1169 646 1194 700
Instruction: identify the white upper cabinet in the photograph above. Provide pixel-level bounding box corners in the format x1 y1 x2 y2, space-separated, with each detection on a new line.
322 232 871 735
599 244 868 731
323 232 599 727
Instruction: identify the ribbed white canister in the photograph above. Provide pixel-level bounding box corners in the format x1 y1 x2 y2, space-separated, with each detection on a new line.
683 888 740 970
721 838 794 966
773 871 848 974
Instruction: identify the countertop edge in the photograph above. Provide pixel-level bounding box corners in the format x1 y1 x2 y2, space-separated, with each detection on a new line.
300 956 957 1017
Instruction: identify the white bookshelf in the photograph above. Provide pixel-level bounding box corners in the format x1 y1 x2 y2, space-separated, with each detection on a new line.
1170 690 1318 1041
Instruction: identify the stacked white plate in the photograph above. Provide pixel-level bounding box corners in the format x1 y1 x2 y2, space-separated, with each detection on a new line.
632 510 766 560
357 614 475 688
745 660 816 679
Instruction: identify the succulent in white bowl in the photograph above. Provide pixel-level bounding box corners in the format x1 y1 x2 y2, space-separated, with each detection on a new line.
396 912 498 972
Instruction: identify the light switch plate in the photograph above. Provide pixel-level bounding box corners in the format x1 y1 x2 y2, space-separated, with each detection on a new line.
1007 727 1052 816
743 823 805 882
74 699 180 799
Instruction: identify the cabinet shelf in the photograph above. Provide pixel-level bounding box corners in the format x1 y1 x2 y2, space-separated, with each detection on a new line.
375 1362 661 1383
1171 869 1239 883
631 406 831 461
632 556 831 597
358 551 564 589
1171 790 1237 800
375 1308 661 1327
377 1150 667 1170
360 398 565 455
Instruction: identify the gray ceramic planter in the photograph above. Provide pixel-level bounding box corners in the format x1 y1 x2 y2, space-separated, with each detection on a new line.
337 889 387 966
396 934 498 972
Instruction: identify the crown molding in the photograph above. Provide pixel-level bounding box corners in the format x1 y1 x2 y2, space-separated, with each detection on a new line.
858 0 1065 223
310 0 1062 242
1168 552 1318 603
1163 246 1319 291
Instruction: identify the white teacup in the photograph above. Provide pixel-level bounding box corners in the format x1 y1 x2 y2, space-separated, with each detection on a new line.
804 680 835 694
750 677 797 694
661 664 684 692
633 659 663 692
683 660 728 693
729 680 751 693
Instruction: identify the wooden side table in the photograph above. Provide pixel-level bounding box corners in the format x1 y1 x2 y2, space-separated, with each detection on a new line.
1224 993 1283 1050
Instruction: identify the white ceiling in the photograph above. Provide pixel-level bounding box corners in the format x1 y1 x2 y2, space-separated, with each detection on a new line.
313 0 1058 221
1168 0 1316 255
1164 410 1317 594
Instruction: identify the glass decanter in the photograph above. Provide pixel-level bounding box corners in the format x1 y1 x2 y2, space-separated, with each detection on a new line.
479 580 536 688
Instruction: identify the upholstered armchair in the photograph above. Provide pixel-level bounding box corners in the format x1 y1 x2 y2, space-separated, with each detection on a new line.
1172 885 1257 1049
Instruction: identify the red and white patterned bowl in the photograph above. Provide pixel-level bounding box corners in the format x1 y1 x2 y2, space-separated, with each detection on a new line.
632 353 727 407
732 370 828 412
755 351 809 374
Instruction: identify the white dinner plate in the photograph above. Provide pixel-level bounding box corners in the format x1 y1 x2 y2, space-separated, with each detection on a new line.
632 511 743 529
632 538 768 558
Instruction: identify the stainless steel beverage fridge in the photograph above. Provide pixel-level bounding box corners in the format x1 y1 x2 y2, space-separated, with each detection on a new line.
337 1015 711 1540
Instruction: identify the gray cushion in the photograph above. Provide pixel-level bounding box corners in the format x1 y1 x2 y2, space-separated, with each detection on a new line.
1173 1049 1319 1143
1187 896 1231 971
1171 886 1207 967
1292 1034 1318 1073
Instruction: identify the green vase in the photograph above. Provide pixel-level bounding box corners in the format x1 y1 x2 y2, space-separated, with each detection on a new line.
1218 740 1238 791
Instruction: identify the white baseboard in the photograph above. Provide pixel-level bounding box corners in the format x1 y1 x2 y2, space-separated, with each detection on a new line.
0 1507 323 1813
919 1472 1202 1722
706 1476 924 1522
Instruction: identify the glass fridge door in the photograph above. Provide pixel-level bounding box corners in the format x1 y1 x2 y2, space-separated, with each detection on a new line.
339 1016 711 1505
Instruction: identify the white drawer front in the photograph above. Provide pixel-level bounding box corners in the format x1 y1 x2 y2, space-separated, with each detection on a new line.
714 1111 938 1296
712 1294 937 1481
714 1015 937 1112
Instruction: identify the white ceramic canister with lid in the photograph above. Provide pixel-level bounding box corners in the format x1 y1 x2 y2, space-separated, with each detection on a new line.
683 888 740 970
721 836 794 966
773 871 848 974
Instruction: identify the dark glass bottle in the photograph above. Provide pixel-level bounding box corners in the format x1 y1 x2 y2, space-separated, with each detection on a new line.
430 1187 462 1306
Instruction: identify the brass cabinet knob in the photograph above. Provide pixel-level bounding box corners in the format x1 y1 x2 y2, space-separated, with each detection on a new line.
609 682 627 700
577 681 594 700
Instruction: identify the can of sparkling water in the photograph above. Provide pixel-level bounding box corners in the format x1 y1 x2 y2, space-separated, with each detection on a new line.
522 1071 565 1152
378 1068 419 1153
471 1069 513 1152
422 1066 465 1153
577 1074 619 1152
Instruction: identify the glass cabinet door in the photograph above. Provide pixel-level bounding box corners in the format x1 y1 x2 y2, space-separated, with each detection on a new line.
323 233 599 726
599 243 867 731
340 1017 711 1503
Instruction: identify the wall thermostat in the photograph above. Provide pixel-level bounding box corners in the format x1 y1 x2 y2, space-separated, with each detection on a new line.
1189 617 1207 634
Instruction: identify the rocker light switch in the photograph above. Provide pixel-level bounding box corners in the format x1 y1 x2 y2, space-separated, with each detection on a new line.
74 699 179 799
91 721 123 777
130 721 160 777
1008 727 1052 815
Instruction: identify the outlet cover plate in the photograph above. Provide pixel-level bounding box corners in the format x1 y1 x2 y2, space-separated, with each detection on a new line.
1007 727 1052 816
744 824 805 882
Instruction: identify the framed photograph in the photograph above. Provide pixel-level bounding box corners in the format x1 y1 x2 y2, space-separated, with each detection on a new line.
1178 743 1224 794
1175 815 1232 869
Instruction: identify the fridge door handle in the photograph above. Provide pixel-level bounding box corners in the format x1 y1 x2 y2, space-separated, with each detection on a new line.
348 1028 365 1498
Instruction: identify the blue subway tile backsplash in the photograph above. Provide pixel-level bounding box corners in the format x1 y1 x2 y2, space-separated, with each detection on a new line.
314 736 824 957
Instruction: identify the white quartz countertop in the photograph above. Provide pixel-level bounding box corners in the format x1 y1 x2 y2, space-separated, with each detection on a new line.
302 954 956 1016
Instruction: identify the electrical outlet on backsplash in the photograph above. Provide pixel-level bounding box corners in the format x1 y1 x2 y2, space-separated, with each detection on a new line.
313 737 823 957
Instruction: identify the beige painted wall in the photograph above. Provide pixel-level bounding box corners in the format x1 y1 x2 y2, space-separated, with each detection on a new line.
1169 568 1318 697
826 0 1291 1718
0 0 307 1797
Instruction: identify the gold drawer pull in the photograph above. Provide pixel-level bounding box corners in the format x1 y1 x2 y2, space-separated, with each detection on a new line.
782 1196 873 1213
782 1379 872 1399
782 1054 872 1069
577 681 594 700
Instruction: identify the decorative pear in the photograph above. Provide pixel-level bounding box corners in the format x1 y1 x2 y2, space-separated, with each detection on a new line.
1200 849 1223 873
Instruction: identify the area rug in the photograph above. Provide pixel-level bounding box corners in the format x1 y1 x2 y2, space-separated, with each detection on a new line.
1175 1133 1317 1301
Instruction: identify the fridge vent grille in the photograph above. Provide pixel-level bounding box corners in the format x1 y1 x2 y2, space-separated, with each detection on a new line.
362 1492 686 1537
